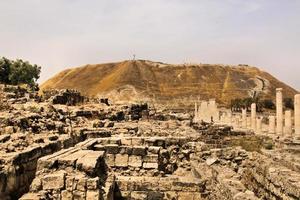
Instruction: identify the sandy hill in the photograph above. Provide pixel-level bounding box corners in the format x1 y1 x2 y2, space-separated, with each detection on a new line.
41 60 298 108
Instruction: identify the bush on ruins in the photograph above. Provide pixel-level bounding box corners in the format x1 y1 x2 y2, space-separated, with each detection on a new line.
0 57 41 90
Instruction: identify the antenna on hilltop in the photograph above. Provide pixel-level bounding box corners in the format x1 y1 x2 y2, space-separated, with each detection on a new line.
133 54 136 61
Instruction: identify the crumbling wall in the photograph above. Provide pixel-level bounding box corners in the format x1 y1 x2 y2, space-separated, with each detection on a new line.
42 89 84 105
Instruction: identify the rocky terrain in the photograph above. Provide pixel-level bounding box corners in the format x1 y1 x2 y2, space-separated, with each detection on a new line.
0 84 300 200
40 60 298 108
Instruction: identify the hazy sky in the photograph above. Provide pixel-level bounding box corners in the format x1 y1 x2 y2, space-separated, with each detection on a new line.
0 0 299 89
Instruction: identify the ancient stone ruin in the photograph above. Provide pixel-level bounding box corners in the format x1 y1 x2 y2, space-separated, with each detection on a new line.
0 85 300 200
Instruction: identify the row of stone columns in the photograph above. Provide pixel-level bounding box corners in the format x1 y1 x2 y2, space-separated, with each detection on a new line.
229 89 300 138
216 88 300 139
268 89 300 137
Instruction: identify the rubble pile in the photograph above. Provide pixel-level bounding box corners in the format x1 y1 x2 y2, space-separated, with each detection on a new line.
42 90 84 105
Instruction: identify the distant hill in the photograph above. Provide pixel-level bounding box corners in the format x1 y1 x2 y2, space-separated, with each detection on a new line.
40 60 298 108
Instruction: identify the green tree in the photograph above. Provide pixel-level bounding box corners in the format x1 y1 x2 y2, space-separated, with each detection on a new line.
0 57 11 84
9 59 41 87
284 98 294 110
0 58 41 89
262 99 275 110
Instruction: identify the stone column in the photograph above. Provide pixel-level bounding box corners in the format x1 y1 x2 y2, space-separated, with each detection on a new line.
247 117 251 128
234 115 240 128
295 94 300 136
194 102 198 122
242 108 247 128
269 116 276 134
284 110 292 135
226 112 232 125
251 103 256 130
256 117 262 134
276 88 283 134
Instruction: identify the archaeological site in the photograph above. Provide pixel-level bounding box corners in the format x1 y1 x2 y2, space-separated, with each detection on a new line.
0 59 299 200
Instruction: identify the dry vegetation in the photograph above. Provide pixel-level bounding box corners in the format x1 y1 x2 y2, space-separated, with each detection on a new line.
41 60 298 107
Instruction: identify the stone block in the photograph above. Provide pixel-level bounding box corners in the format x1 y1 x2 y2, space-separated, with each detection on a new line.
66 176 75 191
119 146 133 155
73 190 86 200
76 151 105 175
128 155 143 168
30 178 42 192
121 138 132 146
61 190 73 200
148 191 164 200
86 190 100 200
177 192 194 200
105 144 120 154
159 179 172 191
76 178 87 192
19 193 42 200
131 138 144 146
143 162 158 169
120 191 131 199
42 172 66 190
131 191 148 200
106 154 115 166
143 155 158 163
93 144 105 151
87 177 99 190
148 146 161 154
115 154 128 167
58 149 92 168
116 176 130 191
163 191 178 200
132 146 147 156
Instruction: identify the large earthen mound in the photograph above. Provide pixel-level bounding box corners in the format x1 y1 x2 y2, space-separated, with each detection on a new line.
41 60 298 107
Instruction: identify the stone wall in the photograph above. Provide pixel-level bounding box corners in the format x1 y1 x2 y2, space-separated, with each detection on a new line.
0 136 75 199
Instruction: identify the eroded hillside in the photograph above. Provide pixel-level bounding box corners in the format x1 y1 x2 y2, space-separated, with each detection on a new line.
41 60 297 107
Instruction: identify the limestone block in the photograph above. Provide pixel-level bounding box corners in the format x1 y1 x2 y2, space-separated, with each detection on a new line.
119 146 133 155
115 154 129 167
143 155 158 163
19 193 42 200
93 144 105 151
61 190 73 200
105 144 120 154
73 190 86 200
131 191 148 200
177 192 194 200
58 149 92 168
131 146 147 156
30 178 42 192
76 151 105 175
87 177 99 190
120 191 131 199
128 155 143 168
148 191 164 200
121 138 132 146
76 178 87 192
66 176 76 192
86 190 100 200
106 154 115 166
193 193 202 200
143 162 158 169
163 191 178 200
148 146 161 154
131 138 144 146
159 179 172 191
42 172 66 190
